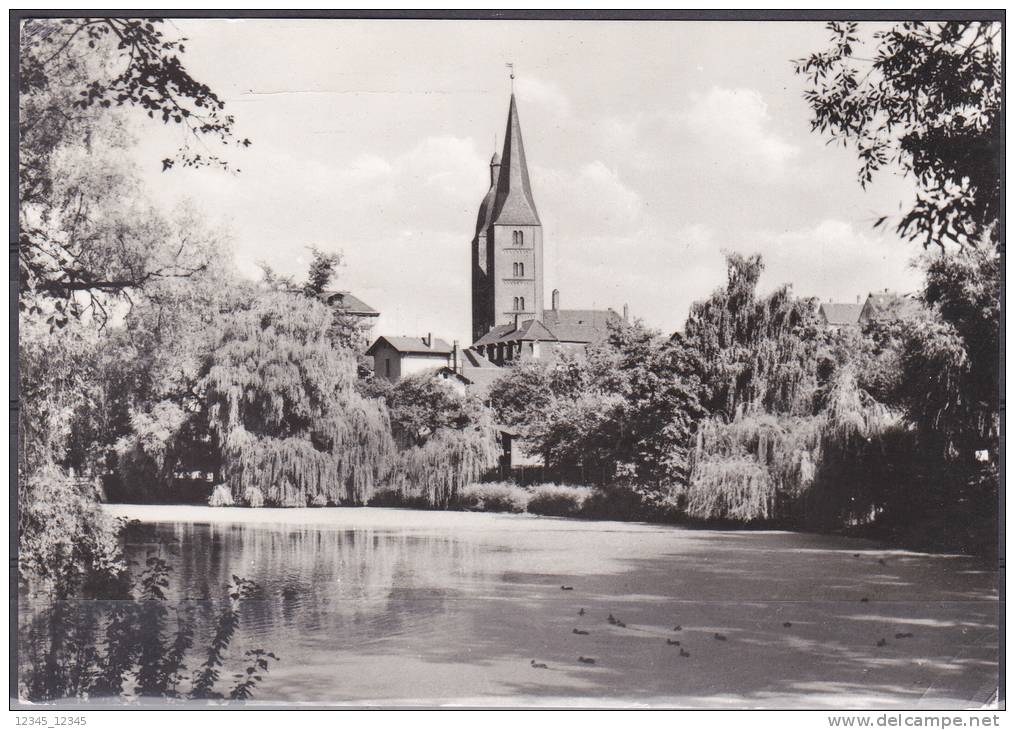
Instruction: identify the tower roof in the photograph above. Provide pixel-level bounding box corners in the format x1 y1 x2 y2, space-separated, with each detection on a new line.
491 94 541 226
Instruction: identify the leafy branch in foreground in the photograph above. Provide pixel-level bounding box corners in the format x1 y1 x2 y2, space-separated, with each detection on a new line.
21 557 278 703
795 21 1000 250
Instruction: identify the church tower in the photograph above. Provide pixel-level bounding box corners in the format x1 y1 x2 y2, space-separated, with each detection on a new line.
471 93 544 343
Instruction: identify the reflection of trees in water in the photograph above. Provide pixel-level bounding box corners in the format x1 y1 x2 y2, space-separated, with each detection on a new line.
124 522 488 646
18 557 278 703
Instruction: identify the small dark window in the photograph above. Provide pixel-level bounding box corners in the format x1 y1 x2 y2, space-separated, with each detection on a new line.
384 358 391 377
520 296 526 311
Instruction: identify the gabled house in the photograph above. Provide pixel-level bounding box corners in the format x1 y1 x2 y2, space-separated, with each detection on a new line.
366 334 453 382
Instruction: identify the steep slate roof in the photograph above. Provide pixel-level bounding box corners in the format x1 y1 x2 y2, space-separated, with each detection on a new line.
818 302 862 326
472 323 517 347
491 94 541 226
319 290 379 316
471 309 620 347
541 308 621 342
365 335 453 356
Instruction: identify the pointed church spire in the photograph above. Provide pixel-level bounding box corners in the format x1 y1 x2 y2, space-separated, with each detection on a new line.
491 94 541 226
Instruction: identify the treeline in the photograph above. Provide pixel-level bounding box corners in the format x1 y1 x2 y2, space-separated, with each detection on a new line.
487 248 998 555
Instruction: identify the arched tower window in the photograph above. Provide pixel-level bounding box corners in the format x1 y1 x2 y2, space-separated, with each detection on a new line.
520 296 526 311
513 230 524 246
518 262 524 277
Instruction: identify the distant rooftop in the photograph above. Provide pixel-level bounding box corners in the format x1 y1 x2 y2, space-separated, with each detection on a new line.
318 290 379 316
862 290 922 320
818 302 862 326
472 308 621 347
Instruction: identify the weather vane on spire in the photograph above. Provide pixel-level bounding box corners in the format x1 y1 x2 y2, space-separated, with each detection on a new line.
506 62 515 91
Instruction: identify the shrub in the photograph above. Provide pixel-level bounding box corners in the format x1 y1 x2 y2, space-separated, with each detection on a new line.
208 484 235 507
457 482 530 513
243 486 265 508
526 484 594 517
366 488 431 509
583 484 653 521
310 493 329 507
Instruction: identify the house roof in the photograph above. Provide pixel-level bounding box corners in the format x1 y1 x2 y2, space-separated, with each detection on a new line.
471 323 518 347
318 290 379 316
862 291 922 321
540 308 620 343
471 309 620 348
818 302 862 326
461 348 500 369
491 94 541 227
366 335 453 356
437 349 504 394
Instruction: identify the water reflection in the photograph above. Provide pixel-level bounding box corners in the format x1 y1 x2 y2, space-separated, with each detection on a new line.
19 511 1000 707
123 521 493 649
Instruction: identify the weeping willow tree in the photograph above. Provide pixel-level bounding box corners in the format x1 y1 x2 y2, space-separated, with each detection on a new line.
686 411 821 522
683 253 824 420
392 426 498 508
681 254 911 526
686 369 905 525
379 371 498 508
203 292 395 506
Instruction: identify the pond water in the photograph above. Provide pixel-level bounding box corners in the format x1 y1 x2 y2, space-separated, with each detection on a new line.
23 506 1000 708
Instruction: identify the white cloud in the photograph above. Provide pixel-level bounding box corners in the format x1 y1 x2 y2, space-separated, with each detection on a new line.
677 87 800 173
537 160 643 237
513 77 571 119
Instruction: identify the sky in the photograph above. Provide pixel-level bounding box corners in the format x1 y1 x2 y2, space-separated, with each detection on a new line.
132 19 925 344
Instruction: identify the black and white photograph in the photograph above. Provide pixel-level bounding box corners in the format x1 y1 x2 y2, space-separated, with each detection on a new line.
12 11 1003 713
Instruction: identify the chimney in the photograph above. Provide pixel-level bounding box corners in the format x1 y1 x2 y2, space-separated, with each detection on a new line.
551 289 560 311
424 332 432 348
452 339 460 373
856 294 860 304
623 303 629 323
513 313 520 330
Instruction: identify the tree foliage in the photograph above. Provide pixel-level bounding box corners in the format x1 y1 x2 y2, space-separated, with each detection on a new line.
203 292 394 506
489 320 705 490
795 21 1000 250
19 18 247 327
375 371 497 507
683 253 824 420
795 22 1000 551
20 557 277 703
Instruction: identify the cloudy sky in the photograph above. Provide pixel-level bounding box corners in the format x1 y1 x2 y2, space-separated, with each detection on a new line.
133 19 924 342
